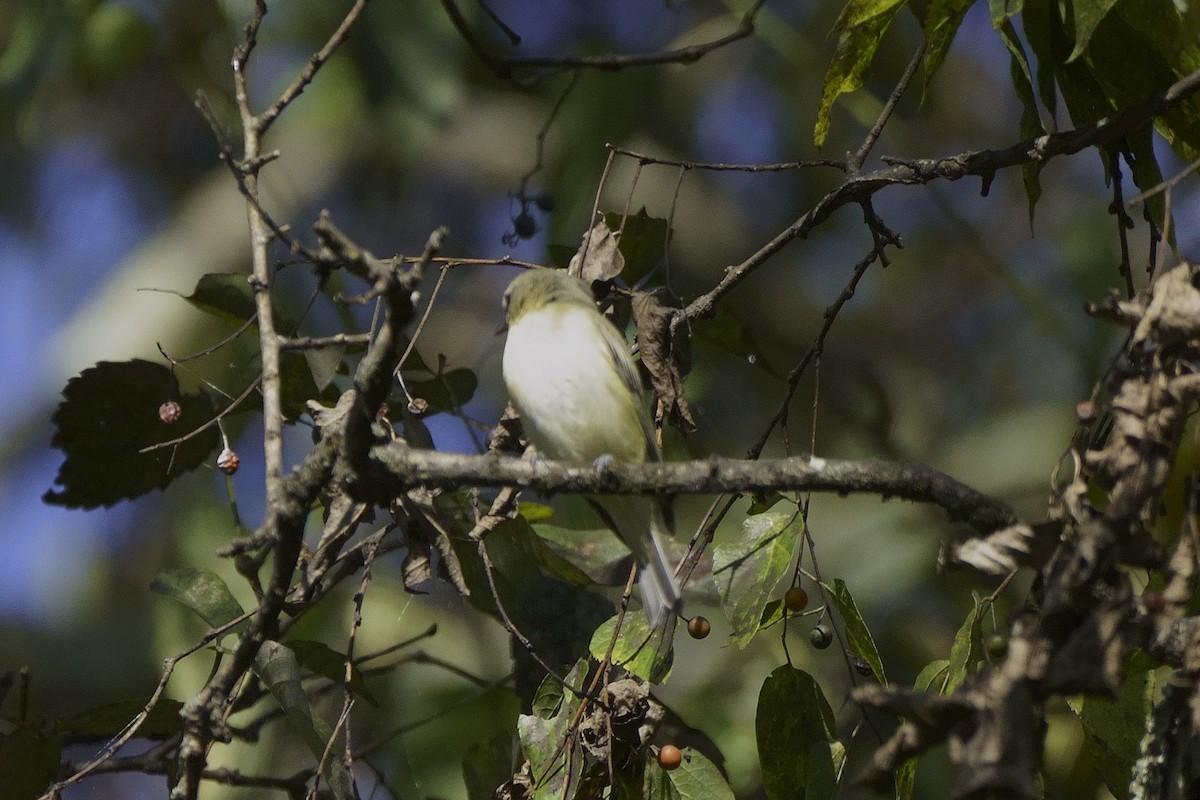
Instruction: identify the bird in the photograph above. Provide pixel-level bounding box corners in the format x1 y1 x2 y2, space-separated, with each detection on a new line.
501 268 682 626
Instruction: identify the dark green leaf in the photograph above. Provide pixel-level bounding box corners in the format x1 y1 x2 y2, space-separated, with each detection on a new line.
923 0 976 94
601 208 669 286
61 698 184 739
407 367 478 414
988 0 1024 27
999 21 1046 224
463 734 518 800
691 305 772 373
712 511 802 648
827 578 886 684
183 272 257 323
280 351 339 421
589 614 673 684
288 639 380 708
665 747 735 800
1068 0 1122 62
149 567 247 633
44 360 220 508
756 666 839 800
0 723 60 800
255 640 355 799
1067 650 1155 800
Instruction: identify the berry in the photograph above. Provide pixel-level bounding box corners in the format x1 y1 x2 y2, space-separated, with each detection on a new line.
852 657 873 677
1143 590 1166 614
985 634 1008 659
784 587 809 613
809 624 832 649
216 448 240 475
159 400 182 424
657 744 682 771
687 616 711 640
512 212 537 239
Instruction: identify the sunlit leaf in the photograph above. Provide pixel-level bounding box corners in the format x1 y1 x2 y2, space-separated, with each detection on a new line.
44 360 220 508
756 666 838 800
713 511 801 648
827 578 886 684
664 746 735 800
814 0 906 146
589 614 673 684
946 600 982 692
149 567 246 633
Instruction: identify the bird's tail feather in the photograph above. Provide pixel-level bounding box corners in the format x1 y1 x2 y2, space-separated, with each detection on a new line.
589 495 681 627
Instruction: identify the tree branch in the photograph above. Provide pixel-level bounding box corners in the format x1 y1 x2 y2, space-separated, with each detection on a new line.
362 445 1019 534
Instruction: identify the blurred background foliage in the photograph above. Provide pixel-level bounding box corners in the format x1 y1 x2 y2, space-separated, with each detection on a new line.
2 0 1199 797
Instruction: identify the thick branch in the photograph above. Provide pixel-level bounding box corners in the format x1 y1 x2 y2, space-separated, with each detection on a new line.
364 446 1019 533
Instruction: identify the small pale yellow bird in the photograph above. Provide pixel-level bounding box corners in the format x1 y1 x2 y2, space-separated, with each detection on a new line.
501 269 681 625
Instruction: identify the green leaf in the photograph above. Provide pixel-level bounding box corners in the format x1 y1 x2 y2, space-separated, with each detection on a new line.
182 272 257 323
280 351 339 421
814 0 906 146
406 367 479 414
150 567 247 633
255 640 355 800
998 20 1046 224
60 698 185 739
589 614 673 684
287 639 380 708
517 662 586 800
988 0 1024 28
1067 650 1155 800
664 747 735 800
304 346 345 391
914 658 951 694
826 579 886 684
946 601 982 692
712 511 802 648
0 723 60 800
1068 0 1122 62
531 659 589 720
691 305 773 375
44 360 220 508
601 208 669 285
923 0 976 94
895 755 917 800
463 734 518 800
756 666 839 800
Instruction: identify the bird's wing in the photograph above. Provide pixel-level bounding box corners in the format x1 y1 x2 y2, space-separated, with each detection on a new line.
599 319 662 462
